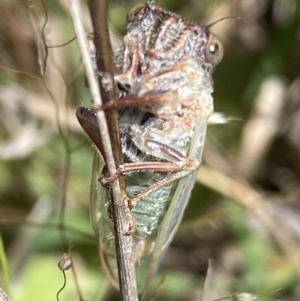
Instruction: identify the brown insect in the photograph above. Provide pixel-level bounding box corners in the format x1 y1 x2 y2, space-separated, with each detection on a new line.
77 1 223 293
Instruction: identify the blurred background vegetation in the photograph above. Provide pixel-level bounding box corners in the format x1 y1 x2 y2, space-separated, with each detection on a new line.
0 0 300 300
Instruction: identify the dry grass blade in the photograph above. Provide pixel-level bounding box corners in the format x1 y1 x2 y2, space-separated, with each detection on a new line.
197 165 300 273
0 288 12 301
237 76 286 176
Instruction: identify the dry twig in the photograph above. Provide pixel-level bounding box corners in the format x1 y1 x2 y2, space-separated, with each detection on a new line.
67 0 138 300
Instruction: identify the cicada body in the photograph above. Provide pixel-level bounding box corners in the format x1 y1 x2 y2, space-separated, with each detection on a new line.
77 1 223 293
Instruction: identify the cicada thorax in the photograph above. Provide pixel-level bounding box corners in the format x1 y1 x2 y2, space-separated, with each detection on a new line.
114 3 223 142
115 2 223 91
83 1 224 294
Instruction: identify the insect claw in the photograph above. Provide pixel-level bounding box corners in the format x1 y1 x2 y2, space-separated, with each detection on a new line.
124 210 137 235
187 158 200 170
99 172 120 186
98 174 109 186
127 199 134 210
107 203 114 219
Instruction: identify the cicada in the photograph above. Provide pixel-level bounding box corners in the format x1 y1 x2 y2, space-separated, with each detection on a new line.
77 1 223 293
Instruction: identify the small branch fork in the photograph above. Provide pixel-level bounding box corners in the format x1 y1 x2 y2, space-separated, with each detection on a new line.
67 0 138 300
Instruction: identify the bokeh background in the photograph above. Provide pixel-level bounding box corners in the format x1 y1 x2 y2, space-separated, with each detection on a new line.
1 0 300 300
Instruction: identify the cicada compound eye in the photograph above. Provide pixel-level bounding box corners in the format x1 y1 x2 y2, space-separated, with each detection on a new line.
205 34 224 66
127 3 146 23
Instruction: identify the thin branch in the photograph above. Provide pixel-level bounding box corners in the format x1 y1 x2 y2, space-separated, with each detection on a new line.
88 0 123 167
67 1 138 300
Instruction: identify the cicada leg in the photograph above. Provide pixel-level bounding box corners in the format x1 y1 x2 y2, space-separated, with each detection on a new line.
130 168 197 207
100 137 200 207
100 59 202 119
101 137 199 183
101 162 199 207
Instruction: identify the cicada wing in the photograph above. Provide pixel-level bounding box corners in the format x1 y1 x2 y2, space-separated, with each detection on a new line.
141 119 209 295
77 106 120 288
90 151 119 289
